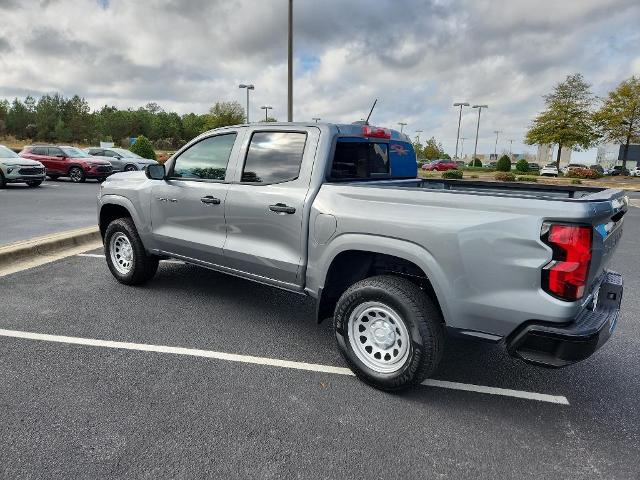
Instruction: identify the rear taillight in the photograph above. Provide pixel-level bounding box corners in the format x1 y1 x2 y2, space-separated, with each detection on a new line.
541 223 592 301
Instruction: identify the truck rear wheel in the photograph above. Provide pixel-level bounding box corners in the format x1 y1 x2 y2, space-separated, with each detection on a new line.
334 275 444 391
104 217 158 285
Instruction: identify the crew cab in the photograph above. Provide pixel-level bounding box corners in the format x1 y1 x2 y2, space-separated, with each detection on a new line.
97 122 626 391
20 145 113 182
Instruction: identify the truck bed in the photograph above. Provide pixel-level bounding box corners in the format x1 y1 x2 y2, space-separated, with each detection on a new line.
338 177 624 202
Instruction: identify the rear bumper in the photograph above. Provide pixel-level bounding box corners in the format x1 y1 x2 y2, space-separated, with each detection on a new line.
506 270 623 368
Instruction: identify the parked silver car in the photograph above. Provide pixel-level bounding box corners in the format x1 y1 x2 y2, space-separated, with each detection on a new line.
0 144 46 188
85 147 158 172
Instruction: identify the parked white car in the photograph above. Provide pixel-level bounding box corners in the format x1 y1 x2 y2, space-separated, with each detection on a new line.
540 164 559 177
629 166 640 177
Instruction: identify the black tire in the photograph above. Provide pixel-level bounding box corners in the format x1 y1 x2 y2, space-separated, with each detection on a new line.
0 172 6 188
68 166 85 183
334 275 444 391
26 180 42 187
104 217 159 285
124 164 137 172
97 177 106 183
48 174 59 180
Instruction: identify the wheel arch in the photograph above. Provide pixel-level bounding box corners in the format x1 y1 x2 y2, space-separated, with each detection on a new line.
98 196 146 241
313 237 450 324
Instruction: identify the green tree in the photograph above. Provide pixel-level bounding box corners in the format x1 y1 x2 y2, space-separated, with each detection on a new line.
515 158 529 172
496 154 512 172
63 95 91 142
422 136 446 160
36 94 65 141
204 101 245 130
53 119 72 142
525 73 598 169
594 76 640 166
6 98 35 139
469 158 482 167
182 113 207 141
130 135 156 160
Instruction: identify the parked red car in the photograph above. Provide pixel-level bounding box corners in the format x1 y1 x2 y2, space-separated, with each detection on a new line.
19 145 113 183
422 159 458 171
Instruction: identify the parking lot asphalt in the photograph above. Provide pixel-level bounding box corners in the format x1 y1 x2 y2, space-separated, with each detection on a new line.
0 179 99 245
0 197 639 479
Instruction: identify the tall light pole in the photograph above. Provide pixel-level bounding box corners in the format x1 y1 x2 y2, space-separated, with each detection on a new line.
287 0 293 122
239 84 254 123
312 117 321 123
508 139 514 158
398 122 407 133
453 102 470 159
472 104 488 162
415 129 423 144
493 130 502 158
261 105 273 122
460 137 467 159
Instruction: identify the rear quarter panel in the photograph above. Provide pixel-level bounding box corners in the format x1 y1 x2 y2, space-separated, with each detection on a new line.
308 184 620 337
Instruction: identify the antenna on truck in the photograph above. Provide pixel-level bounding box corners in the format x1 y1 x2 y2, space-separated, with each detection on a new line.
364 98 378 125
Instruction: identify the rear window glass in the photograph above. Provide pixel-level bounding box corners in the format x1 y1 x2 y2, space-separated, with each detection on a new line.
241 131 306 184
330 141 389 179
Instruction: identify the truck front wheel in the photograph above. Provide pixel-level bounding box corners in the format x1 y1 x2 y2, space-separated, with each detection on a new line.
104 217 159 285
334 275 444 391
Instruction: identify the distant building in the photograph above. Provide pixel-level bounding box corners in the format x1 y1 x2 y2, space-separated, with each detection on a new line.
596 143 619 167
596 143 640 168
536 144 571 165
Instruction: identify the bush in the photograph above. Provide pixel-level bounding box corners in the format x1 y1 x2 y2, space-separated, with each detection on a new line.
495 172 516 182
565 167 600 179
571 179 582 185
469 158 482 167
515 159 529 172
496 155 512 172
130 135 157 160
517 176 537 182
442 169 463 179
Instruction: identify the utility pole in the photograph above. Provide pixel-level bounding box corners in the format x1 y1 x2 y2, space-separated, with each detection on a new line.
414 129 423 144
460 137 467 159
472 105 488 162
261 105 273 122
508 139 514 158
493 130 502 158
398 122 407 133
287 0 293 122
312 117 321 123
239 84 254 123
453 102 470 159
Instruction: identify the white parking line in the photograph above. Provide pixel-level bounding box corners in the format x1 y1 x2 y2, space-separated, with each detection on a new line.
0 328 569 405
77 253 183 264
630 199 640 208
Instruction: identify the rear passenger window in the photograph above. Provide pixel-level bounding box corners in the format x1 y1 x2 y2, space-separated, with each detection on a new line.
172 133 237 181
330 141 389 179
241 132 306 184
32 147 47 155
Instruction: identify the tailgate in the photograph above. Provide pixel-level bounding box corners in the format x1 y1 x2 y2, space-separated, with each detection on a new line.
586 191 628 289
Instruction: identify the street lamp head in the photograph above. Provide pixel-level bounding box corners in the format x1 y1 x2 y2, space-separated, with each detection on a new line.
472 104 488 109
261 105 272 110
453 102 470 107
239 84 255 90
239 84 246 88
247 84 255 90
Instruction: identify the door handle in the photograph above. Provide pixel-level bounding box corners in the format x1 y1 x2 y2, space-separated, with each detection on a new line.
201 196 221 205
269 203 296 214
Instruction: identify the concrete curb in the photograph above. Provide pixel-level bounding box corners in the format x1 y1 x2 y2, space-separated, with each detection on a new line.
0 226 102 270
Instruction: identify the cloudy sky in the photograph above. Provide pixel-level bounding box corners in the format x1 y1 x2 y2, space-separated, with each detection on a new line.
1 0 639 159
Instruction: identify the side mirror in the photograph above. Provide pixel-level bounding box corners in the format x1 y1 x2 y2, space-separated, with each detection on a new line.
146 163 166 180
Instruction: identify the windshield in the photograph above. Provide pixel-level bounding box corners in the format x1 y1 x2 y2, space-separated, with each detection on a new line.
0 146 19 158
61 147 89 158
112 148 143 159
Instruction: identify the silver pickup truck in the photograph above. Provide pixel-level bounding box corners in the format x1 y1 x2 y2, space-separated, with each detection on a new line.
97 122 627 391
